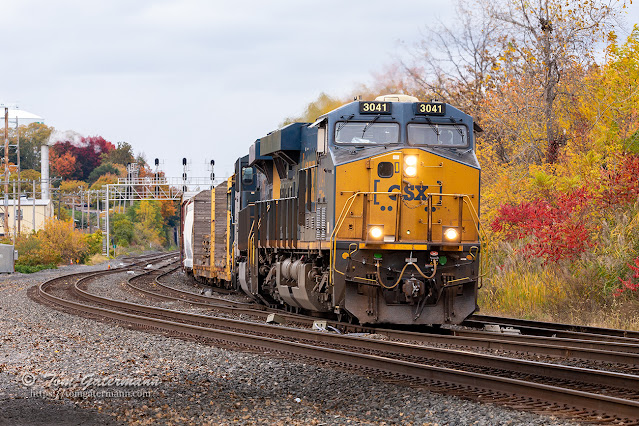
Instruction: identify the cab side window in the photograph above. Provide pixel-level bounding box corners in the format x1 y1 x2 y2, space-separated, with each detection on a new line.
241 167 254 185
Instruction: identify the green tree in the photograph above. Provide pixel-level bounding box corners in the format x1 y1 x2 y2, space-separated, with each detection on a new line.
128 200 164 247
87 163 123 184
84 230 103 256
99 141 135 166
8 123 53 170
110 213 135 247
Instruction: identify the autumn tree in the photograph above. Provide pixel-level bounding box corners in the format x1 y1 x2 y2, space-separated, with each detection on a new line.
575 26 639 154
100 141 135 167
18 169 40 181
128 200 164 247
87 163 124 184
90 173 119 190
7 123 52 170
50 150 78 179
281 92 349 125
58 180 86 194
38 218 89 263
485 0 626 162
51 136 115 181
400 1 501 120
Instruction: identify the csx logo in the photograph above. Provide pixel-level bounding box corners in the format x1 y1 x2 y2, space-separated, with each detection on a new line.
388 184 429 201
372 179 442 206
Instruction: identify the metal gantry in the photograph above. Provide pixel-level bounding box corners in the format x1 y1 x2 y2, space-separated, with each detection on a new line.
102 176 222 256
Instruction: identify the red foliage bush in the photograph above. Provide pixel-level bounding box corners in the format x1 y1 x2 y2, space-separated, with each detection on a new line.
491 188 593 262
491 154 639 297
491 154 639 263
615 258 639 296
599 154 639 206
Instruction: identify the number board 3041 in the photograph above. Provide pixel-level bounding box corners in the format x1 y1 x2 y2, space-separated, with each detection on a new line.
359 101 392 115
415 102 446 116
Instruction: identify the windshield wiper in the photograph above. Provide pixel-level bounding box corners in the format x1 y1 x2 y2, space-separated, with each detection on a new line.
448 118 465 141
361 114 380 137
336 114 355 134
424 116 439 137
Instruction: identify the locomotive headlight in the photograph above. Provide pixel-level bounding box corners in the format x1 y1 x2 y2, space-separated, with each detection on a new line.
404 155 418 166
368 225 384 240
443 227 460 242
404 156 418 177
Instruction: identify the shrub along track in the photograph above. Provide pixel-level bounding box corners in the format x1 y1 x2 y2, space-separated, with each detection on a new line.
31 254 639 424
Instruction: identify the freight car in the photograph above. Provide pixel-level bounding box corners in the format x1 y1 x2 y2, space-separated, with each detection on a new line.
181 94 482 325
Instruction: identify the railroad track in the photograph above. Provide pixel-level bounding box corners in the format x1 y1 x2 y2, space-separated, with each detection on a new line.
33 255 639 424
465 314 639 344
133 265 639 373
125 264 372 332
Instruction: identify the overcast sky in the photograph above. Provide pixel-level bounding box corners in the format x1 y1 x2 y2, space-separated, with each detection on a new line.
1 0 638 183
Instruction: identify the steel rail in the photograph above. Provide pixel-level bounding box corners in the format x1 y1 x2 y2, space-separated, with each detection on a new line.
128 266 373 332
466 315 639 343
449 328 639 355
126 271 316 324
145 266 259 307
74 278 639 390
145 266 639 365
37 274 639 422
153 265 639 359
74 276 639 394
154 266 356 327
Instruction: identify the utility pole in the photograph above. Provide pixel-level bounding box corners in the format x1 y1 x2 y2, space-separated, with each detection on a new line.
3 106 9 239
88 189 92 233
16 118 21 236
105 185 109 257
12 181 16 240
32 180 36 232
80 187 84 231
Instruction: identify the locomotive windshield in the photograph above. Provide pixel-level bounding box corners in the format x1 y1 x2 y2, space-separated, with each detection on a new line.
407 123 468 147
335 122 399 144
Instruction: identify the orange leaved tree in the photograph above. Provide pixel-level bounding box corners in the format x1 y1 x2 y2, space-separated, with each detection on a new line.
38 218 89 264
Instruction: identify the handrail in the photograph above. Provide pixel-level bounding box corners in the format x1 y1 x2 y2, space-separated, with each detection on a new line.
329 191 398 286
329 191 483 286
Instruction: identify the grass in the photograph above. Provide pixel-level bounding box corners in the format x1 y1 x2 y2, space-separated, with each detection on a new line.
479 264 567 322
15 264 58 274
85 253 110 265
479 205 639 330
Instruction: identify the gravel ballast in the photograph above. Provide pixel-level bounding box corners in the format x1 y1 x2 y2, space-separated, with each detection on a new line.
0 261 578 425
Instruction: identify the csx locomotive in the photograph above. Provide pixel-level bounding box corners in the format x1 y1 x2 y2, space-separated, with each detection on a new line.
181 94 482 325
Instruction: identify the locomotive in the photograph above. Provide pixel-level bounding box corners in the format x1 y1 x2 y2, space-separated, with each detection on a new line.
181 94 482 325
